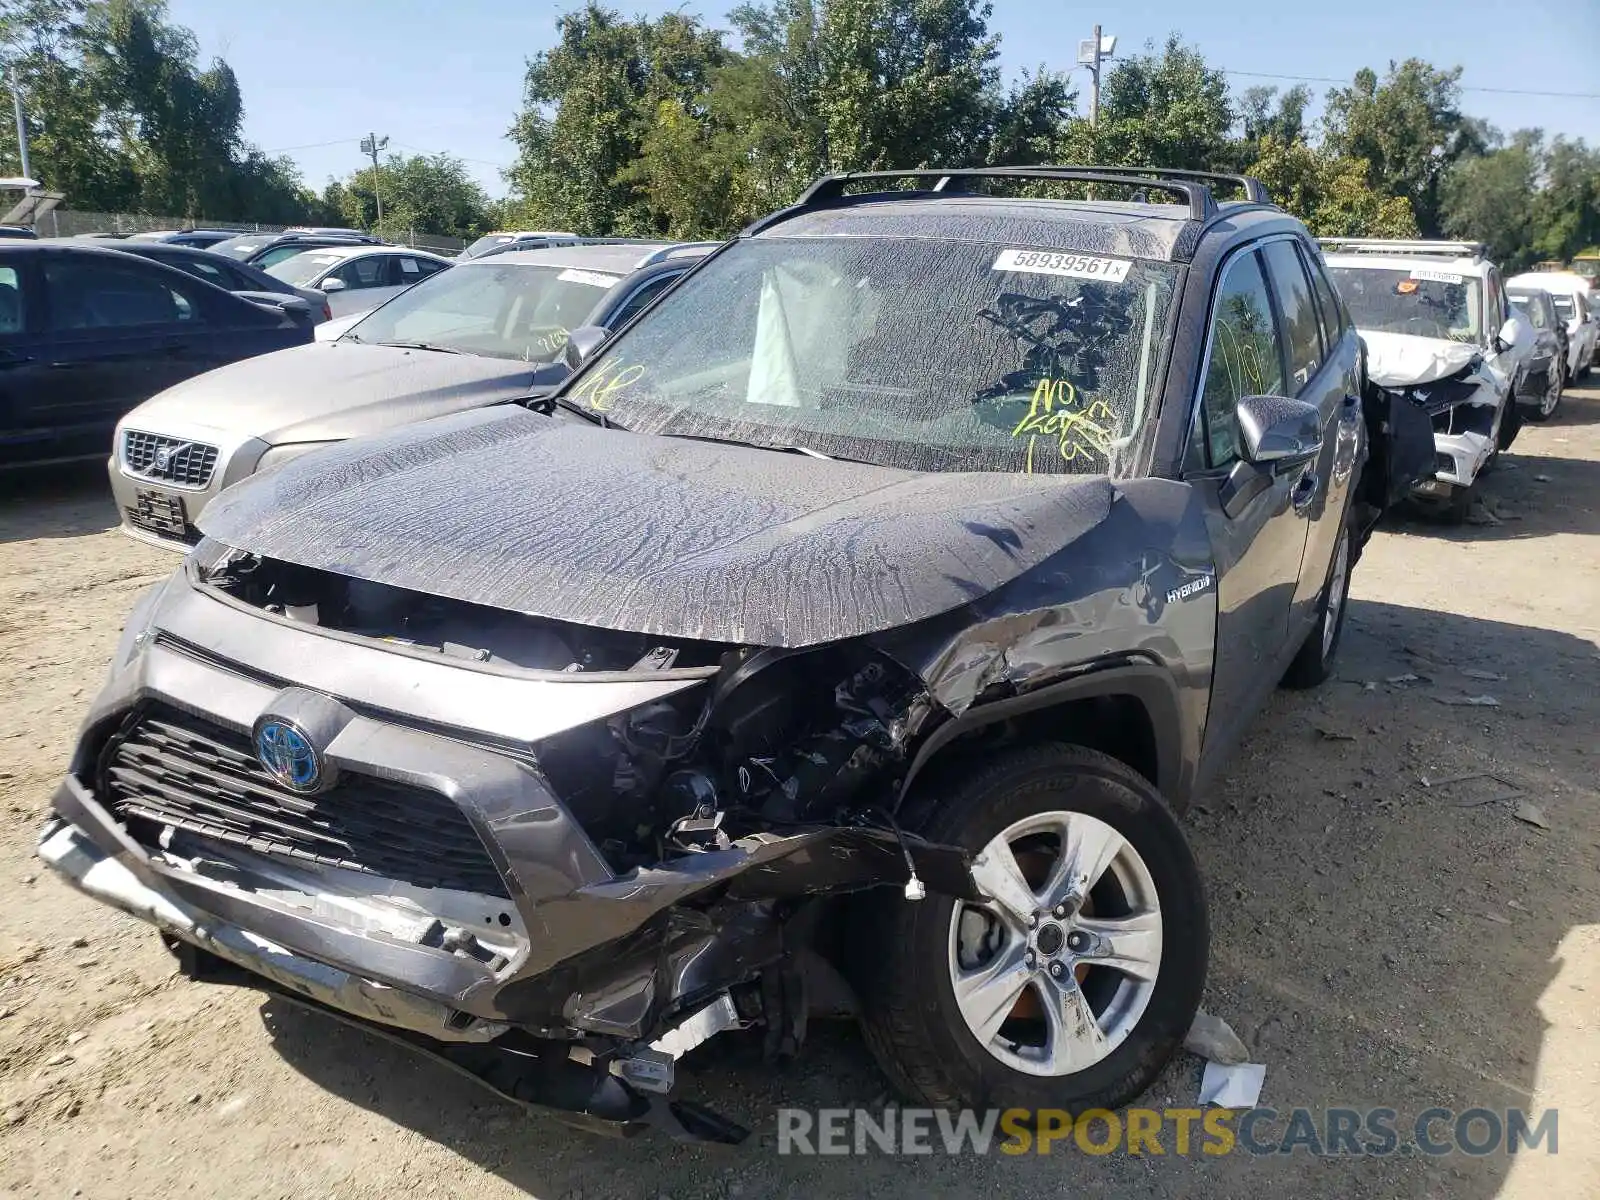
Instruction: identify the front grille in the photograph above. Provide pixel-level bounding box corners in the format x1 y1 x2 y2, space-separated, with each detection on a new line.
100 705 509 898
123 430 219 487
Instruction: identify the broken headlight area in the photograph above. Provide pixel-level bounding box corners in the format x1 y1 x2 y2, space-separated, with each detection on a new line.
535 643 935 870
192 543 939 873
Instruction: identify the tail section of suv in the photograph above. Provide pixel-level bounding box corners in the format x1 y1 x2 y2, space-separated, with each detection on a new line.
42 167 1401 1141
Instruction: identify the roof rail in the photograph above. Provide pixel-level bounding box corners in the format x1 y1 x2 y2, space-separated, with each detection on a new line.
1052 165 1272 205
1319 237 1487 261
786 167 1218 222
633 241 722 268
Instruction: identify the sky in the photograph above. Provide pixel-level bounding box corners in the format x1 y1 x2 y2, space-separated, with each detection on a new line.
166 0 1600 199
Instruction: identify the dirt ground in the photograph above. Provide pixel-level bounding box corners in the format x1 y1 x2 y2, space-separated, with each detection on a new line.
2 384 1598 1200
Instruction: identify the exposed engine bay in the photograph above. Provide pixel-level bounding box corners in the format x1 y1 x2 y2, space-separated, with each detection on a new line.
1359 330 1510 495
197 546 937 872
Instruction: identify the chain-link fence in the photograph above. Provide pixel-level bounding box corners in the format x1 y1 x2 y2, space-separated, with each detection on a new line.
32 209 465 253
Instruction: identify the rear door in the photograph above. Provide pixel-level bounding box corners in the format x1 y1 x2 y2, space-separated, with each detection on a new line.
1260 238 1361 625
0 254 60 463
33 252 290 445
32 253 211 445
1185 246 1312 777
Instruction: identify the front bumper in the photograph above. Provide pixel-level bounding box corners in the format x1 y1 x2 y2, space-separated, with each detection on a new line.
109 425 272 551
39 568 972 1062
39 813 506 1040
1423 428 1495 489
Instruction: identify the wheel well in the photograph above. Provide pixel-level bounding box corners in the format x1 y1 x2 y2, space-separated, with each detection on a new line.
918 693 1161 793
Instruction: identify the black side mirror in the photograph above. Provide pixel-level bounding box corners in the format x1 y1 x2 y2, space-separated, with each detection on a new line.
1236 394 1321 466
562 325 609 371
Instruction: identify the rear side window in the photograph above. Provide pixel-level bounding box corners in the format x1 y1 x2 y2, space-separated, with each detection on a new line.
1197 250 1285 469
0 265 23 333
43 259 201 329
173 257 230 288
609 273 679 327
334 256 390 288
1305 248 1345 350
399 256 446 280
1260 240 1322 392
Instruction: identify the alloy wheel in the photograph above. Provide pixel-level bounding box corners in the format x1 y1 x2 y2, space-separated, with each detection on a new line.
1541 366 1563 418
949 810 1162 1077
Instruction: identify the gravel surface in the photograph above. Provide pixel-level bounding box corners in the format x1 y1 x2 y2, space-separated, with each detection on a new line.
2 384 1598 1198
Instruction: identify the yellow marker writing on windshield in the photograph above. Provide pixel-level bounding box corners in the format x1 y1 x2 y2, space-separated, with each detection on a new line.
1013 378 1114 469
569 360 645 411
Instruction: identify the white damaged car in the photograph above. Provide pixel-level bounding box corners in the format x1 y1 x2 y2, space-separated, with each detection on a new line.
1322 239 1532 522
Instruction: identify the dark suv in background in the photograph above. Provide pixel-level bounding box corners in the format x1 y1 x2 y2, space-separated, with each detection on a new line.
41 167 1412 1141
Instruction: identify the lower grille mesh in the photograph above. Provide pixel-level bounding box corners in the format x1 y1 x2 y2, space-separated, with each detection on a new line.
100 705 508 897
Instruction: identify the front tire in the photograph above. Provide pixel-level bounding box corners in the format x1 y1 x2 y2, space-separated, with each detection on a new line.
1281 516 1354 688
858 744 1207 1117
1526 363 1562 422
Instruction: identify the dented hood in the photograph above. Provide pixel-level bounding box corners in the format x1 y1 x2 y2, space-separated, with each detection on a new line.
1360 330 1483 388
199 406 1113 647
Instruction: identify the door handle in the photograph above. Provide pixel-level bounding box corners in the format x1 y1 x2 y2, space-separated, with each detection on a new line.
1291 470 1320 513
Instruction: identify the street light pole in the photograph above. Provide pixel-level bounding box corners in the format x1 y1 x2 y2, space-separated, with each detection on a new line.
1078 26 1117 129
7 69 29 182
359 133 389 230
1090 23 1101 128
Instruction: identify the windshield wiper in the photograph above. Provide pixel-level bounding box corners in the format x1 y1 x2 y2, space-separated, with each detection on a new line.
526 394 626 431
374 340 464 354
657 432 833 459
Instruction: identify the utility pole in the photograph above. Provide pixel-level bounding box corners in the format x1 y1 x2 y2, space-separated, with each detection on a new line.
359 133 388 230
1078 26 1117 128
7 68 29 182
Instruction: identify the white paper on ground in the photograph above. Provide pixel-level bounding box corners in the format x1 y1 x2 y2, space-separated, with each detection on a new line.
1199 1061 1267 1108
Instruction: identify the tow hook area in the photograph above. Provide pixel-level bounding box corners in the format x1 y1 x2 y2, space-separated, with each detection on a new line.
169 941 752 1145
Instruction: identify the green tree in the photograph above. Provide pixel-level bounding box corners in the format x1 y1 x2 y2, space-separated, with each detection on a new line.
1060 35 1233 171
1529 136 1600 264
982 68 1077 166
506 5 729 235
1248 135 1417 237
0 0 138 207
812 0 1000 171
1322 59 1484 237
334 152 490 239
1441 129 1542 268
1 0 324 220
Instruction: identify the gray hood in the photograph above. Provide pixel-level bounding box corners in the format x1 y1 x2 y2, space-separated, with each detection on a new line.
126 341 543 445
199 407 1113 647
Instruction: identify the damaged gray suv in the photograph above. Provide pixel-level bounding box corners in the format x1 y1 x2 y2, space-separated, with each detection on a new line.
40 168 1403 1143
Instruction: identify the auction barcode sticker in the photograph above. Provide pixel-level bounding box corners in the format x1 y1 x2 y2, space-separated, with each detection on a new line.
1409 268 1465 284
993 249 1133 282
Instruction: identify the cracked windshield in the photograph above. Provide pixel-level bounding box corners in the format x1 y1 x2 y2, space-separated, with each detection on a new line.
1327 266 1483 343
568 238 1177 475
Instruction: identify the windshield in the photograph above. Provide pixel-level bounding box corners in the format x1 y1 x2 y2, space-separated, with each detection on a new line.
1329 265 1483 342
1508 293 1548 330
210 235 270 260
1550 294 1576 321
266 252 346 286
563 237 1177 475
341 260 620 359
